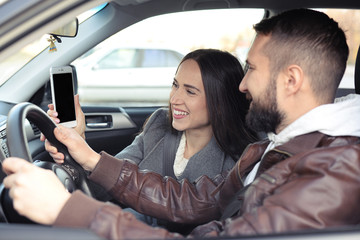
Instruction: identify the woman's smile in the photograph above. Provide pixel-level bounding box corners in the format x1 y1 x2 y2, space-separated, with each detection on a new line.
173 108 189 119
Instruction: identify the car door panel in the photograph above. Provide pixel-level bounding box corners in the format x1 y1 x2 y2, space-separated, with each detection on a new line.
78 106 158 156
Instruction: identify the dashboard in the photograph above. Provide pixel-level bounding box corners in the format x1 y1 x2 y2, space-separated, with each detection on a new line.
0 101 45 183
0 116 8 160
0 113 42 161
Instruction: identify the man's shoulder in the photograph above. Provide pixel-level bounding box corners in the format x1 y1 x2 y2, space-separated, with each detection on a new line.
319 135 360 148
275 132 360 157
293 136 360 173
286 134 360 166
263 135 360 178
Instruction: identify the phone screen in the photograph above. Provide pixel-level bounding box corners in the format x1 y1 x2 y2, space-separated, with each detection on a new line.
52 73 76 122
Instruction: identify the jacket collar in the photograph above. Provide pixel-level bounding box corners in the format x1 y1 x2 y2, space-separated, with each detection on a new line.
256 131 325 177
237 131 325 179
238 139 269 178
275 131 325 156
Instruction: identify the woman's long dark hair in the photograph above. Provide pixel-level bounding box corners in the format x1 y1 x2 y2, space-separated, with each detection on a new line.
169 49 258 160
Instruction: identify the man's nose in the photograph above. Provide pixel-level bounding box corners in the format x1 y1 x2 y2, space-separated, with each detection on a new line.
239 77 248 93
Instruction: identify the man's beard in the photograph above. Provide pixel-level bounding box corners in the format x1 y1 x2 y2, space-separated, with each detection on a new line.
245 81 284 133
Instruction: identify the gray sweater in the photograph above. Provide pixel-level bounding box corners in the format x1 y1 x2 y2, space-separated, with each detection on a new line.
115 108 235 183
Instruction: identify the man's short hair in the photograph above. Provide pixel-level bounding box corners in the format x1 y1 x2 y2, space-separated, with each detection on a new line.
254 8 349 103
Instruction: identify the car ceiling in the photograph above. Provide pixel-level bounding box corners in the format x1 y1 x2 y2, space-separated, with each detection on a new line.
110 0 360 30
112 0 360 12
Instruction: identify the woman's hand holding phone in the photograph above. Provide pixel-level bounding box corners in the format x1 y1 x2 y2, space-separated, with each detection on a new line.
48 125 100 171
46 94 86 139
41 94 87 164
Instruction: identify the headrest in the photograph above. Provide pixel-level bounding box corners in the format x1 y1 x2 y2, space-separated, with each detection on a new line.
354 45 360 94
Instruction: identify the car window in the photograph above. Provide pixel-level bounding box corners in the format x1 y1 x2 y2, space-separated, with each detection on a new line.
97 49 136 69
73 9 265 107
140 49 183 68
316 9 360 97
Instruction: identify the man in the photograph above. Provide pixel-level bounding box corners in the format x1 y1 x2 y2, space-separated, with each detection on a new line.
3 8 360 239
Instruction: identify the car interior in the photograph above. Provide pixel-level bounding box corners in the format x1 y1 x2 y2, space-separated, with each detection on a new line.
0 0 360 239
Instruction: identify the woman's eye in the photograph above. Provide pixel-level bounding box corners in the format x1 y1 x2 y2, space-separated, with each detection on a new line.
186 89 195 95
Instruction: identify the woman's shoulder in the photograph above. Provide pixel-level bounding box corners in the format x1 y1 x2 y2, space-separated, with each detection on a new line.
151 107 169 119
143 107 170 132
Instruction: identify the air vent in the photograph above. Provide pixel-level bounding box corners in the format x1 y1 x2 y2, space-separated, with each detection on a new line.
30 121 41 136
0 128 6 138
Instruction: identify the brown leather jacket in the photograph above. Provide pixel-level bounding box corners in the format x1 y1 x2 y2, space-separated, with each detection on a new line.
54 132 360 239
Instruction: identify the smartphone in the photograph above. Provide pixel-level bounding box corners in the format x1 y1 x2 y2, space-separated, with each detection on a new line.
50 66 77 128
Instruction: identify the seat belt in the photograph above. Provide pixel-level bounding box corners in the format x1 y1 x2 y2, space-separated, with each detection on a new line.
163 131 177 178
220 185 250 220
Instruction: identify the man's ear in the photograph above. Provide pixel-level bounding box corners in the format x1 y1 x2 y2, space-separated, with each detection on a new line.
284 64 304 95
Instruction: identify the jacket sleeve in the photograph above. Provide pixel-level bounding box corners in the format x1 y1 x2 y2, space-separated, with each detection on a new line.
188 144 360 237
54 191 183 240
88 151 240 225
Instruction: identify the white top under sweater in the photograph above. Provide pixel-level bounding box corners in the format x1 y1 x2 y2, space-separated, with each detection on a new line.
173 132 189 178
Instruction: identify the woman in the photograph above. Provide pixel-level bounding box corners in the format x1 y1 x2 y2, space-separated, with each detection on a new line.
44 49 257 231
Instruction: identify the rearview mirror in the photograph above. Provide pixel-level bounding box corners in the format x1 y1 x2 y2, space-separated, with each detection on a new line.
50 19 79 37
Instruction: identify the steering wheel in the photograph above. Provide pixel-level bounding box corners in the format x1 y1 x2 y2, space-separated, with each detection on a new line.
0 102 94 223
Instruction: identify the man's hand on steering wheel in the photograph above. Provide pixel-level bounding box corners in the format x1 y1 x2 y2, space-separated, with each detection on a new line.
2 157 71 225
1 102 97 224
